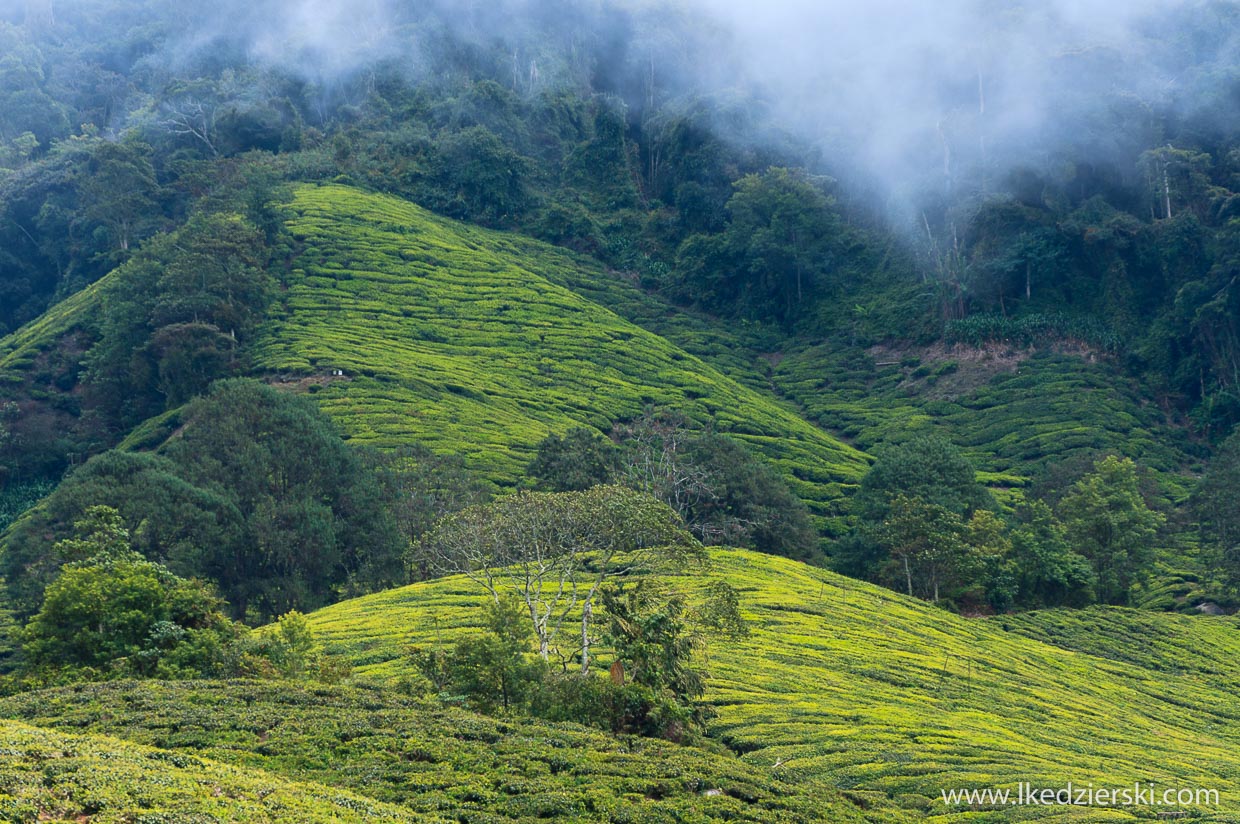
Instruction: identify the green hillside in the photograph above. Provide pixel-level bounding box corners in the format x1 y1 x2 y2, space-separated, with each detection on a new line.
0 717 430 823
255 184 868 525
298 547 1240 821
0 680 904 824
770 342 1198 493
0 280 102 373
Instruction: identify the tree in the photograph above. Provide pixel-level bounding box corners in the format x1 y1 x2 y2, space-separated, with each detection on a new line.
150 212 272 340
612 412 816 559
163 380 403 619
427 126 532 225
1138 145 1213 221
601 581 704 702
85 211 275 421
158 80 222 157
419 485 702 672
613 412 718 537
674 167 839 323
267 611 316 679
875 494 970 602
685 433 818 561
76 140 159 256
413 595 542 713
1008 498 1095 607
1192 430 1240 589
964 508 1015 609
853 436 994 523
528 427 619 492
49 504 132 564
0 450 244 619
370 444 488 579
1057 456 1164 604
21 506 235 677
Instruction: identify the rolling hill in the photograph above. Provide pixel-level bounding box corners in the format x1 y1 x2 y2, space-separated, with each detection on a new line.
251 184 871 527
293 547 1240 822
3 548 1238 821
0 183 870 534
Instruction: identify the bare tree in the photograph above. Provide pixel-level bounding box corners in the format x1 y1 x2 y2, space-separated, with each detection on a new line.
418 486 702 672
159 81 227 157
614 411 747 544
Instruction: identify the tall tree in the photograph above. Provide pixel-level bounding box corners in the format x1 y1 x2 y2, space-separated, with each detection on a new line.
1193 429 1240 589
1057 456 1164 604
852 436 993 523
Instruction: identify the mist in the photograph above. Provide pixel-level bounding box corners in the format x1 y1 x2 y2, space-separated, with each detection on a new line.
683 0 1233 223
6 0 1237 228
150 0 1237 220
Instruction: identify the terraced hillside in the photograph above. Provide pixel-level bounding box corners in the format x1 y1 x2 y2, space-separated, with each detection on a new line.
0 680 905 824
299 548 1240 821
255 184 868 526
770 341 1198 493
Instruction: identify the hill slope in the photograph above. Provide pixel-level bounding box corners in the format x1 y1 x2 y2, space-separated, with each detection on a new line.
299 547 1240 821
254 184 868 525
0 680 904 824
770 341 1198 492
0 717 432 822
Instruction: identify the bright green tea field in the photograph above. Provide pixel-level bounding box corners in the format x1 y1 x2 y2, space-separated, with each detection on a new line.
301 547 1240 822
255 184 868 527
0 680 904 824
0 717 430 823
769 342 1196 492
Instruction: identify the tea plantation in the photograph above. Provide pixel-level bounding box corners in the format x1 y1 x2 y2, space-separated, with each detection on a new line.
769 342 1197 493
0 680 905 824
296 547 1240 822
0 717 432 823
254 184 868 528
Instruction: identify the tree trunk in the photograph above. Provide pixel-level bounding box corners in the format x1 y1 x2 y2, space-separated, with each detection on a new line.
903 555 913 597
580 596 593 674
1163 162 1173 220
529 602 550 660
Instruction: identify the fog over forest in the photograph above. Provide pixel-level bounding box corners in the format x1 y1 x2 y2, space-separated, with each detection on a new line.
21 0 1219 224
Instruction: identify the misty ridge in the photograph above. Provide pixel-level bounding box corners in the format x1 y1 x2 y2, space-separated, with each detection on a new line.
10 0 1229 227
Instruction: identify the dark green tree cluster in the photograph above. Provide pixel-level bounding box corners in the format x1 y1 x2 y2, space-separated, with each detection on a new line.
86 210 279 424
2 380 405 622
1193 427 1240 594
839 437 1163 609
672 168 842 324
19 506 239 682
528 416 818 562
12 504 353 685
